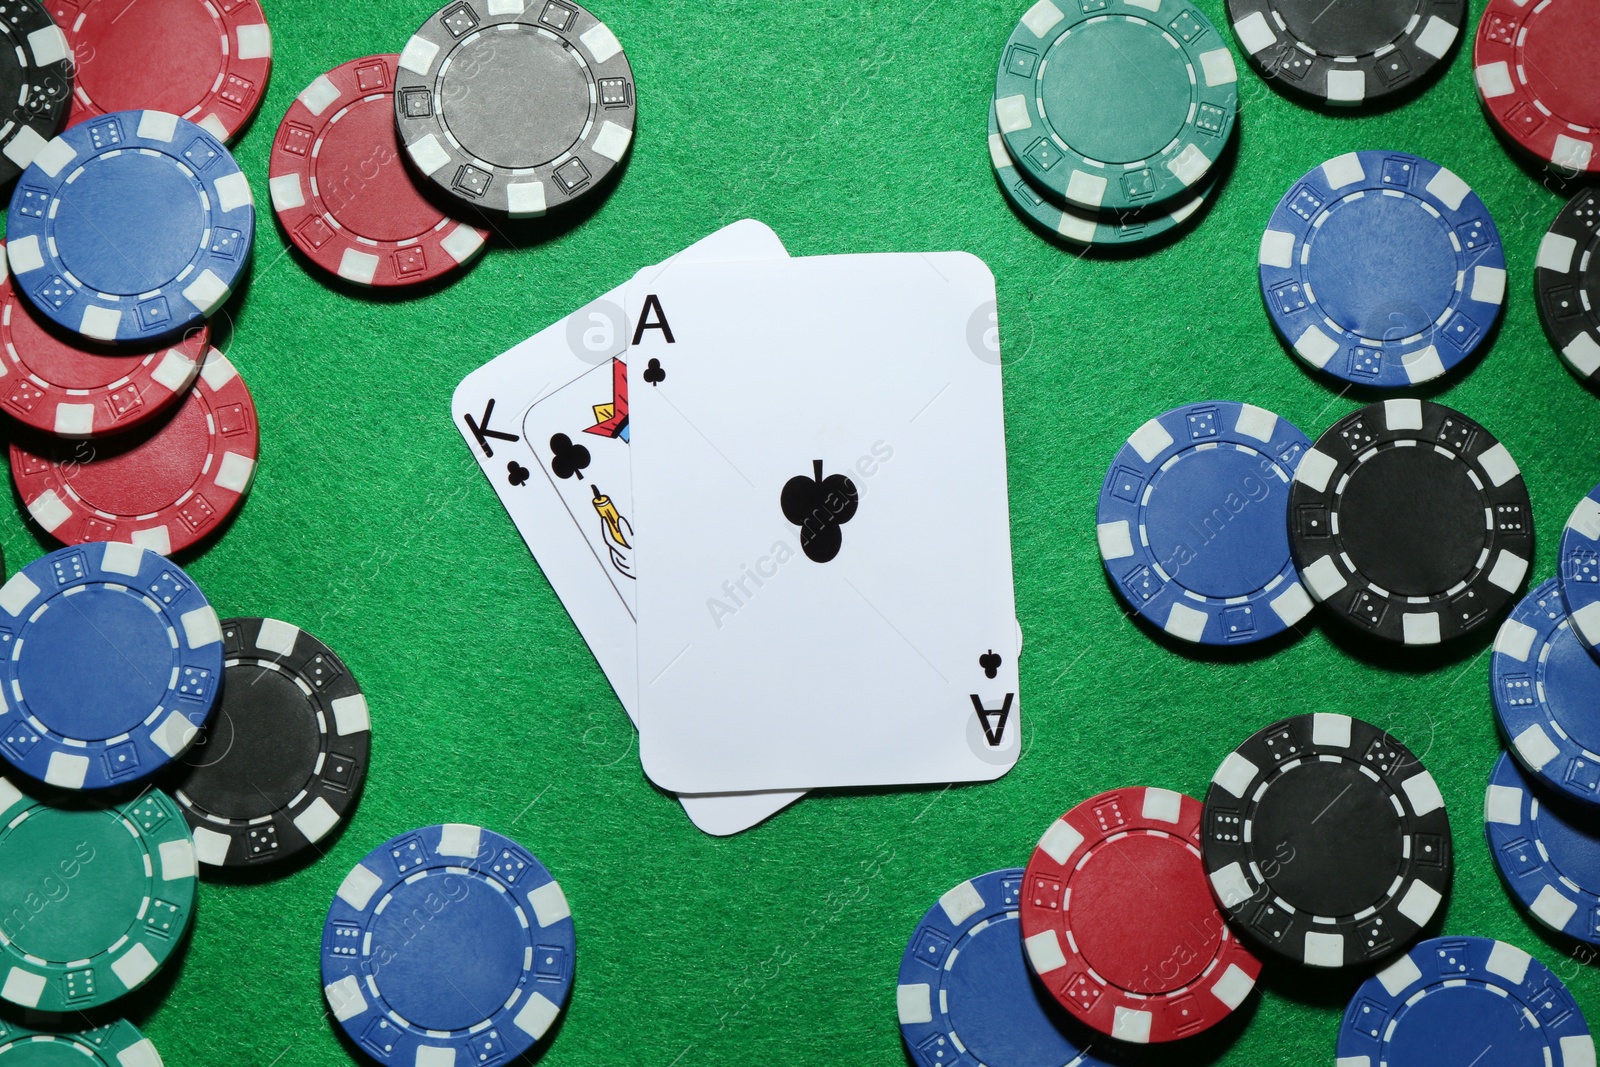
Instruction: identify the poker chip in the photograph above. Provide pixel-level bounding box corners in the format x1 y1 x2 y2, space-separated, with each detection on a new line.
394 0 636 217
1474 0 1599 175
0 242 207 439
1536 188 1600 385
0 0 71 186
322 824 575 1063
172 617 370 869
987 102 1213 249
5 110 254 345
0 1018 162 1066
1226 0 1463 106
1560 484 1600 654
1491 578 1600 806
1486 752 1600 946
1203 713 1451 968
1289 399 1531 645
270 55 489 287
898 868 1134 1067
1097 401 1312 645
1019 787 1260 1043
12 347 259 555
51 0 272 143
0 780 197 1012
993 0 1237 214
1337 936 1595 1066
0 542 223 791
1259 151 1506 388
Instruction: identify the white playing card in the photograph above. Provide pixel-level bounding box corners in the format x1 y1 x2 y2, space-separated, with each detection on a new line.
626 252 1020 793
452 220 805 835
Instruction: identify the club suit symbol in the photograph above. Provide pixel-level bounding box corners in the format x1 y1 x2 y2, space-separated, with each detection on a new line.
643 358 666 386
979 650 1001 679
549 433 591 480
781 459 859 563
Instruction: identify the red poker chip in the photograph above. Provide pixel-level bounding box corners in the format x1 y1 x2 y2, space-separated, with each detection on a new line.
51 0 273 142
1474 0 1599 174
268 55 489 287
1019 787 1261 1044
0 242 207 438
12 346 259 555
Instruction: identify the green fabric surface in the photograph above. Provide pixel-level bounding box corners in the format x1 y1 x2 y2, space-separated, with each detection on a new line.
9 0 1600 1063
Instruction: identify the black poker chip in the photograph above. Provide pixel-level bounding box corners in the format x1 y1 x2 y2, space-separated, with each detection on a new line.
170 617 370 869
0 0 71 186
1225 0 1465 107
1203 713 1453 967
1536 188 1600 387
1289 399 1532 645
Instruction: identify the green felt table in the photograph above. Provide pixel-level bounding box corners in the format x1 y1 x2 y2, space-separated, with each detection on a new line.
9 0 1600 1063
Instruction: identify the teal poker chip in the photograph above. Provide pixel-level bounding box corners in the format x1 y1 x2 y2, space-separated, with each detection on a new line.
0 1018 163 1065
987 102 1212 247
994 0 1238 214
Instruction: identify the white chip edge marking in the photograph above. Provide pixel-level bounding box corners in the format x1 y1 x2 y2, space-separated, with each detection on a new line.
528 879 572 927
268 173 306 212
1414 16 1458 58
437 823 482 857
1097 520 1134 561
399 36 440 77
1425 167 1471 212
1270 583 1313 626
1127 417 1175 462
1111 1006 1152 1044
1475 60 1514 98
1323 152 1366 189
939 878 985 925
1232 10 1276 53
579 22 622 63
336 863 384 911
299 74 341 116
1164 601 1208 642
995 94 1032 134
324 974 367 1021
1312 712 1352 748
1513 725 1561 771
1021 0 1065 37
1486 940 1530 984
332 693 371 736
294 797 341 844
1326 69 1366 105
235 22 271 60
1038 818 1084 864
896 983 933 1024
1293 448 1337 492
1303 931 1345 968
1142 787 1182 824
137 111 179 142
1303 555 1348 602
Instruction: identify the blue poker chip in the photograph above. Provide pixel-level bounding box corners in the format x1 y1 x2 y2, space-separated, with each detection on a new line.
1337 935 1595 1067
1096 401 1313 645
0 542 223 791
1486 752 1600 946
322 824 575 1063
5 109 255 344
1259 150 1506 388
1491 577 1600 805
897 869 1131 1067
1561 483 1600 655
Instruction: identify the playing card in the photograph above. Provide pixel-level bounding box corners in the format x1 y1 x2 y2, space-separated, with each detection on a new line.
452 220 805 834
626 252 1020 793
522 359 637 615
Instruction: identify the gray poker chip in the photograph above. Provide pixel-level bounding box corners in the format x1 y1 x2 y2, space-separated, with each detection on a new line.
394 0 636 217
